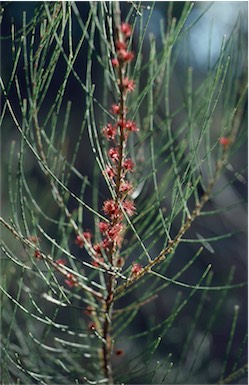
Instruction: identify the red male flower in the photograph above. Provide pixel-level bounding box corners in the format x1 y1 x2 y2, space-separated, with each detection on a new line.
111 104 121 114
125 120 139 132
108 147 119 162
75 231 92 248
34 250 41 259
116 40 127 51
102 237 113 250
121 22 132 38
120 180 133 194
98 221 109 234
219 136 231 147
91 256 104 268
122 199 136 216
122 77 135 92
111 58 119 67
123 158 135 172
107 223 123 242
102 123 117 141
131 263 143 275
56 258 66 266
93 243 102 256
118 49 134 62
104 165 115 179
103 199 119 218
65 273 77 288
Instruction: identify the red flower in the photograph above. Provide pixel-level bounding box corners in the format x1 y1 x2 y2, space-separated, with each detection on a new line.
125 120 139 132
56 258 65 265
122 199 136 216
98 221 109 233
131 263 142 275
102 123 117 140
65 273 77 288
116 40 127 51
111 104 121 114
117 119 125 129
103 199 120 218
108 147 119 162
34 250 41 259
121 22 132 38
102 237 113 250
111 58 119 67
104 165 115 179
94 238 113 255
219 136 231 147
107 223 123 242
120 180 133 194
75 231 92 248
93 243 102 256
91 256 104 267
123 158 135 172
122 77 135 92
118 49 134 62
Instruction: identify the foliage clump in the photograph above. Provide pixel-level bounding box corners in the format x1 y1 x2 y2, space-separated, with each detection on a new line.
1 2 247 384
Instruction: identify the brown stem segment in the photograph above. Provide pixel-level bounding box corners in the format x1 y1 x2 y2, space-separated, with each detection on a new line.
102 291 114 384
101 3 125 384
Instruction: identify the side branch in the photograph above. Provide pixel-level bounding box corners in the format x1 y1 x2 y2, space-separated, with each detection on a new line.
115 150 230 297
0 217 103 300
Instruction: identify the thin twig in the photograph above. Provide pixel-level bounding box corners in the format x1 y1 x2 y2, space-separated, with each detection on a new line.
115 150 230 297
0 217 103 300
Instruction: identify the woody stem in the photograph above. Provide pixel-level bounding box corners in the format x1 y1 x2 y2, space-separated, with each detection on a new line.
102 4 124 384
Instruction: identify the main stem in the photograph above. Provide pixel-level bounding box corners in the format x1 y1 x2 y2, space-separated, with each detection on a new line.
101 71 125 385
101 4 124 383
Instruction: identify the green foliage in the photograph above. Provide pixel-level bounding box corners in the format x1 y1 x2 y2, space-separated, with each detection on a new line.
1 2 247 384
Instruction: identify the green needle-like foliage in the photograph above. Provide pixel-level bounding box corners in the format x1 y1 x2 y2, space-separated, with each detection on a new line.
1 2 247 384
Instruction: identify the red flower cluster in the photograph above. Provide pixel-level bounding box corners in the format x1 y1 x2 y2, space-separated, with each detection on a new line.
123 158 134 172
121 77 135 92
121 22 132 37
73 22 138 270
75 231 92 248
65 273 78 288
131 263 143 276
34 250 41 259
112 22 134 67
102 123 116 141
111 104 121 114
219 136 231 148
95 22 137 259
55 258 78 288
91 256 105 268
32 22 141 291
